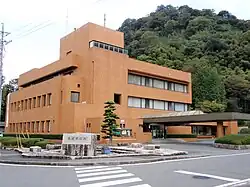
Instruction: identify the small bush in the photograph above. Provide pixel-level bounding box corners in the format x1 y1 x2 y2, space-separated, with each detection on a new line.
35 140 54 149
215 134 250 145
240 128 250 134
165 134 197 138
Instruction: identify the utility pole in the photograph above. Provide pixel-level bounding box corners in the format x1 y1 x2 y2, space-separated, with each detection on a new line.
0 23 11 122
104 14 106 27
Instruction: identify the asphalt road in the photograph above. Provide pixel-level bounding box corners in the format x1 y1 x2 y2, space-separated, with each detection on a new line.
1 144 250 187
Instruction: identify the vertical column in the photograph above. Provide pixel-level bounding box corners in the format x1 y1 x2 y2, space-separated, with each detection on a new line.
216 121 224 138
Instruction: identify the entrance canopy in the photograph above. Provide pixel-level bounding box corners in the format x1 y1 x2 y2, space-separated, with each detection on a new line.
142 111 250 125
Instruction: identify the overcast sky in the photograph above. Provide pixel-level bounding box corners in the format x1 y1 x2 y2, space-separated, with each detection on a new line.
1 0 250 82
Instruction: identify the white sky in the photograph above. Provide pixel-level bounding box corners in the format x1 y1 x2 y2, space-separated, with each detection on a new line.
1 0 250 82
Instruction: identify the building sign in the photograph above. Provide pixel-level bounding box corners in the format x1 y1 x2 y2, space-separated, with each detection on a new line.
62 133 92 145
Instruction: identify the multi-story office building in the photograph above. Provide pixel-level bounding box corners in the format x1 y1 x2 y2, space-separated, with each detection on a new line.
5 22 192 142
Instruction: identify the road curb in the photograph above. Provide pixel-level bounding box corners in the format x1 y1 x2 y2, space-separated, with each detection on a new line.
0 154 211 166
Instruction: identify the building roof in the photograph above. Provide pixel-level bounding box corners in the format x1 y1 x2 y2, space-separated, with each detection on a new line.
142 112 250 124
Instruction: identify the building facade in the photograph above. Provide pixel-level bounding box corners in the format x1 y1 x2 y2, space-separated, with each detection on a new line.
4 22 193 142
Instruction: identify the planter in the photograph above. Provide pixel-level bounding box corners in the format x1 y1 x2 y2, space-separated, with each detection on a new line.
214 143 250 150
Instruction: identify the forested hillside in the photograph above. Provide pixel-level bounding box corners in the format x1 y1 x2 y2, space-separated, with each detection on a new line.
118 5 250 113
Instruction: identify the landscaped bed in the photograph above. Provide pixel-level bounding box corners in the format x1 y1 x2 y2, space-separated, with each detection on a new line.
214 134 250 150
0 137 54 149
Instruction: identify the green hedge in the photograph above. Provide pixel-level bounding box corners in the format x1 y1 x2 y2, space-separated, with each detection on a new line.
0 137 54 148
35 140 53 149
165 134 197 138
3 134 63 140
239 128 250 134
215 134 250 145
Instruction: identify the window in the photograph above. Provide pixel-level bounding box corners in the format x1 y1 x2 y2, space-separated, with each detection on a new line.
17 101 20 111
105 45 109 50
21 100 23 110
27 122 30 132
175 83 185 92
36 121 40 132
71 91 80 103
142 98 153 109
41 121 45 132
114 47 118 52
32 122 35 132
153 79 164 89
128 74 141 85
99 43 104 48
24 99 28 110
89 41 94 48
164 101 169 110
37 96 41 107
109 46 113 51
77 84 80 88
46 120 51 132
94 42 98 47
42 95 46 106
114 94 121 104
128 97 141 108
175 103 185 112
33 97 36 108
164 81 169 90
168 82 174 91
14 102 16 111
47 93 52 106
154 100 165 110
145 77 153 87
168 102 174 111
28 98 32 109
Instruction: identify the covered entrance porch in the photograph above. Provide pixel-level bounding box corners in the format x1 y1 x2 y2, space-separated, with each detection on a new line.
142 111 250 139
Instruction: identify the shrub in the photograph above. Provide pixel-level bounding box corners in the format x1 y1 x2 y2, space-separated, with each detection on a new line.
215 134 250 145
3 134 63 140
240 128 250 134
165 134 197 138
0 137 44 147
35 140 54 149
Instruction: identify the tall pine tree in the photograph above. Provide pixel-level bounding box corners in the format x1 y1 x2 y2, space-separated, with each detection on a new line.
101 101 120 144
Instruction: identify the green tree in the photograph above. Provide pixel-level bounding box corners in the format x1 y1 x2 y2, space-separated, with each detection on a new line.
118 4 250 113
1 78 18 122
101 101 120 144
198 100 226 113
183 58 226 109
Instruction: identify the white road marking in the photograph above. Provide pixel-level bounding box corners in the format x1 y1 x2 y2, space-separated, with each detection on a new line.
119 152 250 166
78 173 134 183
129 184 152 187
80 177 142 187
214 178 250 187
76 167 122 174
174 170 240 182
75 166 108 170
77 169 128 178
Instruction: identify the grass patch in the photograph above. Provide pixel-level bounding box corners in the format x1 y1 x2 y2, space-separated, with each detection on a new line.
215 134 250 145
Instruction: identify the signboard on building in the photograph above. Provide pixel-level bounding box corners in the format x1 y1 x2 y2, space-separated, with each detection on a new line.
62 133 92 145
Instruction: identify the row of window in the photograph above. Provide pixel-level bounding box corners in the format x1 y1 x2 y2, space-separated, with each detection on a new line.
11 93 52 112
89 40 128 55
128 73 188 93
128 96 188 112
8 120 52 133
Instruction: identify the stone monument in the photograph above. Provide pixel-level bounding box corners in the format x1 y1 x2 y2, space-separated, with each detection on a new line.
62 133 97 156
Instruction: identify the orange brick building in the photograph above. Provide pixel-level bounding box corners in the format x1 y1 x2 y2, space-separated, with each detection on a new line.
4 22 237 142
